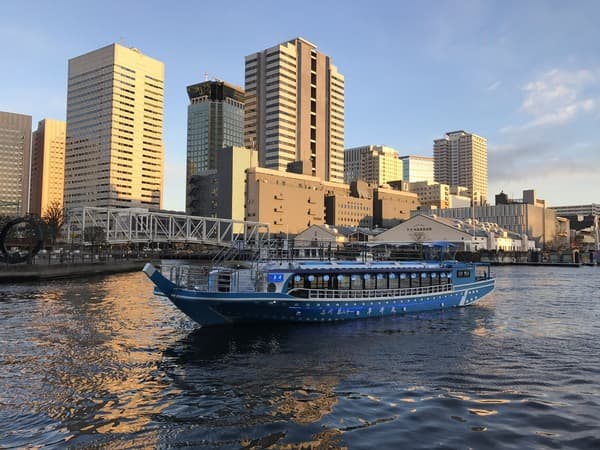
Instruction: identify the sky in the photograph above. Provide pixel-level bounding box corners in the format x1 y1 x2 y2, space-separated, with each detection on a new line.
2 0 599 211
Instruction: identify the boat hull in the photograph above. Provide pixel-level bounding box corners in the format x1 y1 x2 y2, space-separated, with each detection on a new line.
161 282 495 326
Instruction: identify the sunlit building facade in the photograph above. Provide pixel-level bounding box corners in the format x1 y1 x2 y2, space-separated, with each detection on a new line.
0 111 31 216
64 43 164 211
244 37 345 182
409 180 450 210
433 130 487 206
29 119 66 216
344 145 403 185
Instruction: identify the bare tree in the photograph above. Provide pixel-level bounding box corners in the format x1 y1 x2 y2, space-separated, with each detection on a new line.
410 230 428 259
42 200 64 245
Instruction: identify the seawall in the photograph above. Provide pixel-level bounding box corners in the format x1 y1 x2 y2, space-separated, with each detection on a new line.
0 261 151 283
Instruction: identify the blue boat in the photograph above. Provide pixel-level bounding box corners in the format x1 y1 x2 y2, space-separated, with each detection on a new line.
143 247 495 327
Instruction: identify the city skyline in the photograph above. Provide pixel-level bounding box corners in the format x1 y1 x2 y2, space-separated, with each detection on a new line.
2 1 599 211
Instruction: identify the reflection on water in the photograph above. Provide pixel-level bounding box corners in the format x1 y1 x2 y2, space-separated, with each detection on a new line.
1 267 600 448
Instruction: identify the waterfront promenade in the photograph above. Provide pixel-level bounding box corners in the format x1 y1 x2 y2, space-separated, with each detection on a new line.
0 258 149 283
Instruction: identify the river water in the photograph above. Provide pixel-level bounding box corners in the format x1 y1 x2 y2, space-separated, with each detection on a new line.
0 265 599 449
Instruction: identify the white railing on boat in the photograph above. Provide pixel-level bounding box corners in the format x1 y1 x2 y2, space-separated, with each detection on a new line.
161 264 210 289
288 283 453 300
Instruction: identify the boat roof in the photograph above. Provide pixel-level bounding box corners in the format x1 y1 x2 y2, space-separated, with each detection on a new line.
262 260 463 273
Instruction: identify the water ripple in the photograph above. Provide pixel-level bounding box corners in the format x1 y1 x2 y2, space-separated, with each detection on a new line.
1 267 600 448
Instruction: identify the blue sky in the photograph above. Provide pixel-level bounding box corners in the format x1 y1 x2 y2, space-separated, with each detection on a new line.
2 0 599 210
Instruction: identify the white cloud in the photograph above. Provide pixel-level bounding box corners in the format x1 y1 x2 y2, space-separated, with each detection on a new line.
502 68 598 132
487 81 501 91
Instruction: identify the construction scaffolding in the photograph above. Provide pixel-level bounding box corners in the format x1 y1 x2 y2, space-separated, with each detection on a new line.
65 207 269 247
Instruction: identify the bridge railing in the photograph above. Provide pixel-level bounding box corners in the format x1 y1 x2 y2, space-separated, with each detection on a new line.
65 207 269 247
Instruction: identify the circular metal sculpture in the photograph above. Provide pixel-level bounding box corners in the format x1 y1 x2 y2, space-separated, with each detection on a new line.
0 217 44 264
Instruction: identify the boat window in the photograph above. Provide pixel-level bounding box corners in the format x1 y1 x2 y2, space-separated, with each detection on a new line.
457 270 471 278
337 274 350 290
376 273 387 289
421 272 433 286
289 274 305 289
350 274 362 290
389 273 399 289
400 273 410 289
364 273 376 290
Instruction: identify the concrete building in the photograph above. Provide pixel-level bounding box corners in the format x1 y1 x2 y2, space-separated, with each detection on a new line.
0 111 31 216
409 180 450 210
29 119 66 216
550 203 599 231
245 166 327 235
449 186 472 208
185 80 245 214
399 155 434 183
325 180 373 228
433 194 556 247
344 145 403 185
433 130 487 206
373 187 420 228
187 146 257 224
244 37 345 182
64 43 164 211
245 167 419 235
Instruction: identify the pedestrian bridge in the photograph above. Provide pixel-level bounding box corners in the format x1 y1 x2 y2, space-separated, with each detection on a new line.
65 207 270 247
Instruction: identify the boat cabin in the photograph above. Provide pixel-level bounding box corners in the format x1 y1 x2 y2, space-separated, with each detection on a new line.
261 261 491 297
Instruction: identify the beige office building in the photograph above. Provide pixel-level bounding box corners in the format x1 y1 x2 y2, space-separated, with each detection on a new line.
433 130 487 206
244 37 345 182
344 145 403 185
0 111 31 216
409 180 450 210
29 119 66 216
64 43 164 211
246 167 327 234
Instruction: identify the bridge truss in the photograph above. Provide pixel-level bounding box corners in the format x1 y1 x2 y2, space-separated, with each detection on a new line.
65 207 270 247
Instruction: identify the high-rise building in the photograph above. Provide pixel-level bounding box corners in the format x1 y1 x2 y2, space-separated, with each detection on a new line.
244 37 345 182
0 111 31 216
29 119 66 216
399 155 434 183
185 80 245 214
433 130 487 206
186 80 245 175
344 145 403 185
64 43 164 211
